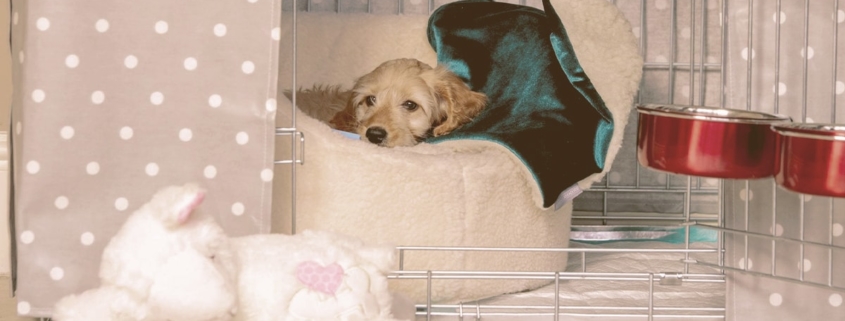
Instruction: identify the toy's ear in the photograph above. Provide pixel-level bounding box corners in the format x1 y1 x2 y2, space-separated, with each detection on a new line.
149 184 207 227
175 191 205 225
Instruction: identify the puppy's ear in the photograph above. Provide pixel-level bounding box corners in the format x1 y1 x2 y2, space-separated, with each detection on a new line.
329 97 359 133
426 66 487 137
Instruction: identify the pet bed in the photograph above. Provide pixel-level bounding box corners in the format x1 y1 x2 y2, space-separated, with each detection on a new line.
272 0 642 303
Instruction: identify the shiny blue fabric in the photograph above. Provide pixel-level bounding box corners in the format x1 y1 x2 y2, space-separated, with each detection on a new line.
426 0 614 208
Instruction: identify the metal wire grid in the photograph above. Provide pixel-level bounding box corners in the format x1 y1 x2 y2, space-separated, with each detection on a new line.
275 0 844 319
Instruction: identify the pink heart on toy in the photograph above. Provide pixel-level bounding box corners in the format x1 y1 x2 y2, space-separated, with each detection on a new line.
296 261 344 295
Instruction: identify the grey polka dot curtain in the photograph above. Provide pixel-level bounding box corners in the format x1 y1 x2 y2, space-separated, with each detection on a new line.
9 0 281 316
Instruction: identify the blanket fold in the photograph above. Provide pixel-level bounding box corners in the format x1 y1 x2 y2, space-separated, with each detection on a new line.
426 0 613 207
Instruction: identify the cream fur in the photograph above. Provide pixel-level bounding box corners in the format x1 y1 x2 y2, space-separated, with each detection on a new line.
273 0 643 303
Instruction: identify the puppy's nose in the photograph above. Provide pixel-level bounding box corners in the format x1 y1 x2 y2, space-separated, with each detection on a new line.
366 127 387 144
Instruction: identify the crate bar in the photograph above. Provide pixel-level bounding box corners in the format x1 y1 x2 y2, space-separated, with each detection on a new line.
697 0 707 106
771 0 781 271
635 0 646 188
669 0 677 105
396 246 719 254
573 215 718 222
416 312 724 319
830 198 835 287
693 223 845 251
584 187 718 193
291 0 299 234
389 271 725 282
273 129 304 165
648 273 655 321
833 0 840 122
771 0 782 279
696 260 845 292
427 305 726 313
689 0 695 107
684 176 692 274
554 272 561 321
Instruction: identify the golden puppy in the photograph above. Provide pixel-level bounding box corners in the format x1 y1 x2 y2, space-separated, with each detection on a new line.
330 58 487 147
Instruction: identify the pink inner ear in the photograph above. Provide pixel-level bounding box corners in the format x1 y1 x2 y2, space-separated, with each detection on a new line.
177 192 205 224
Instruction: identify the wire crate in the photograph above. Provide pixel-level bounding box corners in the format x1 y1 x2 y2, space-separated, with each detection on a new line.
275 0 845 320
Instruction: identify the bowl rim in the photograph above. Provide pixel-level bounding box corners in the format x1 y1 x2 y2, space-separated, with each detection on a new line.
636 104 792 124
772 123 845 141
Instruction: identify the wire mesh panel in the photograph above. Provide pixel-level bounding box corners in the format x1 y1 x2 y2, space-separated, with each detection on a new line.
275 0 845 320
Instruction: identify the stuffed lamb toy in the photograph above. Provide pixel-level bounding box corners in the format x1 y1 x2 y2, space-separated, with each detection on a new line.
53 184 405 321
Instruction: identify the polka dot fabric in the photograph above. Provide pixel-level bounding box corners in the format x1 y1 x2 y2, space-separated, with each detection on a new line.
9 0 281 316
720 0 845 319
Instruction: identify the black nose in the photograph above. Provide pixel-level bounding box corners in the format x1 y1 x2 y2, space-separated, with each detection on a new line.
366 127 387 144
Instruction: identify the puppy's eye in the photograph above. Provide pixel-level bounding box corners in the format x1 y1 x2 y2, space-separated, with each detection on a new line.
365 95 376 107
401 100 418 111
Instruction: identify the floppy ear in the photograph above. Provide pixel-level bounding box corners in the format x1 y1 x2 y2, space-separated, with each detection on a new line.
427 66 487 137
329 97 359 133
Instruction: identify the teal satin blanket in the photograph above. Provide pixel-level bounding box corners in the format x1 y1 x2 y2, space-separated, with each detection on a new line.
426 0 614 208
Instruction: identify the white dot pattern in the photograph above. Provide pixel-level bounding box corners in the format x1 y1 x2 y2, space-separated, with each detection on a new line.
801 259 812 272
236 132 250 145
150 92 165 105
86 162 100 175
145 163 160 176
155 21 169 34
115 198 129 211
17 302 31 315
60 126 75 140
739 188 753 201
36 17 50 31
773 11 786 24
184 57 198 71
204 165 218 179
55 196 69 210
50 267 65 281
800 47 815 60
32 89 45 103
80 232 95 246
96 19 110 33
741 47 755 61
91 91 105 104
125 55 139 69
266 98 277 112
26 161 40 174
20 231 34 244
261 169 273 182
65 54 80 68
738 258 753 270
232 202 245 216
120 127 134 140
214 24 228 37
242 61 256 74
179 128 193 142
209 94 223 108
769 293 783 307
10 1 279 312
831 294 843 307
833 223 843 237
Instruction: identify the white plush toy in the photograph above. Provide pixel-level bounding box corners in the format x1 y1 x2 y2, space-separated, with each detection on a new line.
53 184 406 321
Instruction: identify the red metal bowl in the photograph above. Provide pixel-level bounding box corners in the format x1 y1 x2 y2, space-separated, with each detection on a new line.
636 104 791 179
773 123 845 198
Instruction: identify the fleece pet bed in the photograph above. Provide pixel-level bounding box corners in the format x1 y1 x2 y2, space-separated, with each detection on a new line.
272 0 642 303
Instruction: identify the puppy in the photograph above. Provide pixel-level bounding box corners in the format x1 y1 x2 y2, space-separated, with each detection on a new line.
330 58 487 147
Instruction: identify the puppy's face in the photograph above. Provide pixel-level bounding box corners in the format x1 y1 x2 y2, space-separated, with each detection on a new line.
348 59 445 147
